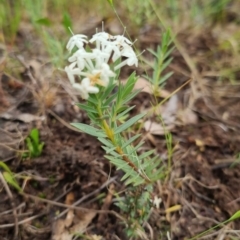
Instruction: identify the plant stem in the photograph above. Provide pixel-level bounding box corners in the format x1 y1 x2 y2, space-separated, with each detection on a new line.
97 103 151 184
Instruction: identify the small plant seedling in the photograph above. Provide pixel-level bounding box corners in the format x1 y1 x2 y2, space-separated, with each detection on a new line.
22 128 44 158
0 161 22 192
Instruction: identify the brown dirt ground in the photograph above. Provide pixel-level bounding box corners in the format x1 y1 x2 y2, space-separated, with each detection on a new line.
1 19 240 240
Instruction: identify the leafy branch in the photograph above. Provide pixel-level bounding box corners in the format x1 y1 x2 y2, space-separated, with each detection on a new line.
72 73 163 186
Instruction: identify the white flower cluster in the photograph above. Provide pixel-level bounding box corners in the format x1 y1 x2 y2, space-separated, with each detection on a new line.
65 31 138 99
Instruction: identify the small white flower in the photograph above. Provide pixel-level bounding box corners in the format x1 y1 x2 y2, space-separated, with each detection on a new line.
68 49 88 71
90 32 114 49
112 36 136 62
72 78 99 99
152 196 162 209
65 62 82 84
90 33 121 63
72 82 88 99
68 56 115 87
110 42 138 70
90 32 112 42
69 49 97 72
112 35 133 46
121 44 138 63
92 48 111 68
68 48 86 62
114 50 138 70
90 33 106 50
89 31 138 70
85 63 115 87
66 34 88 52
98 63 115 86
65 30 139 100
105 42 122 62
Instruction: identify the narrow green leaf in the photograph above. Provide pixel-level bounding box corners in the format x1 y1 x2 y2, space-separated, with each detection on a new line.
106 155 129 168
122 134 141 149
0 161 12 174
3 171 22 192
88 112 98 124
30 128 39 145
62 12 72 33
75 103 98 114
87 95 98 105
71 123 106 137
188 210 240 240
145 160 161 174
164 46 175 59
35 18 52 26
114 112 146 134
102 146 118 155
122 73 137 99
142 74 152 82
122 89 141 105
229 211 240 221
107 0 113 6
117 156 132 168
101 82 116 100
139 149 155 160
26 138 34 155
116 105 128 114
122 81 136 99
147 48 158 58
126 141 145 156
125 174 145 186
159 71 173 85
116 105 135 120
121 169 135 181
98 137 115 148
160 57 173 72
116 83 124 106
116 163 133 172
105 155 126 167
104 155 146 185
103 92 118 107
38 142 44 155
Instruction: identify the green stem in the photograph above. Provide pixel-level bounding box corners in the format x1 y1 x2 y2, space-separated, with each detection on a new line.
96 101 151 185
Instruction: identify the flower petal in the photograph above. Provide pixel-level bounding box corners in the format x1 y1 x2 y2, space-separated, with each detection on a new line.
72 82 89 99
65 66 75 84
82 78 99 94
66 34 88 52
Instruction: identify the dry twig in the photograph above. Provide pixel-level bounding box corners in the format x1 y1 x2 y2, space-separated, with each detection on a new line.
0 171 18 239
